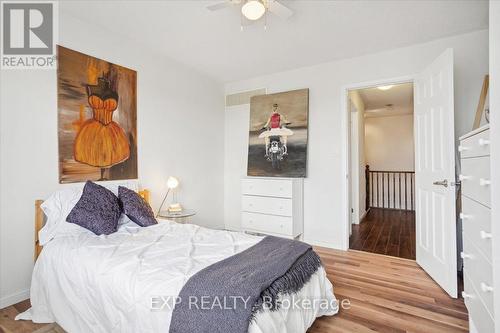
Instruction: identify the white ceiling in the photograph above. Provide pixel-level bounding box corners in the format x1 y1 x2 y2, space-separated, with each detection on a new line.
60 0 488 83
358 82 414 118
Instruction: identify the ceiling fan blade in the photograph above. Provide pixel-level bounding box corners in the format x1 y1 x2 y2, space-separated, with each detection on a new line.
207 1 231 11
268 0 293 20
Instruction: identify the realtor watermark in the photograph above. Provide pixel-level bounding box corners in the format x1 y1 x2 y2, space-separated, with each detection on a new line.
150 295 349 312
1 1 58 69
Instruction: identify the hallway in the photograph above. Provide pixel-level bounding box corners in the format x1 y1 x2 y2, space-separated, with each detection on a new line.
349 208 416 260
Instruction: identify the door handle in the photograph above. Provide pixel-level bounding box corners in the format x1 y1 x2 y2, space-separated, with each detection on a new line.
433 179 448 187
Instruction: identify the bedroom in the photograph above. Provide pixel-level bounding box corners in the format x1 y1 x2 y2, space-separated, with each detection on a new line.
0 1 499 332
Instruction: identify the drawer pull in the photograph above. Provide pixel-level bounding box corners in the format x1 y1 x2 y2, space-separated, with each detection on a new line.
280 224 284 228
460 252 472 259
478 138 490 146
480 230 492 239
458 145 470 152
459 213 471 220
459 174 470 181
461 291 474 299
480 282 494 293
479 178 491 186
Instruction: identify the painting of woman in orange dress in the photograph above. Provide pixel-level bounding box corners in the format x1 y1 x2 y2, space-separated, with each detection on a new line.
57 46 137 183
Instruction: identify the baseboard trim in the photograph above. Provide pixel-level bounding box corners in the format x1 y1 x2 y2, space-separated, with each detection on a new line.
359 209 369 223
224 226 241 232
305 238 344 250
0 289 30 309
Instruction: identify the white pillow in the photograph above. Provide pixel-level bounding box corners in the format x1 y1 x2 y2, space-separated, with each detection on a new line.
39 187 90 245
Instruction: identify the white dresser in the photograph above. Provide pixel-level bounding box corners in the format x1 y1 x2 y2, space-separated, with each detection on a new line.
241 178 303 239
459 125 494 333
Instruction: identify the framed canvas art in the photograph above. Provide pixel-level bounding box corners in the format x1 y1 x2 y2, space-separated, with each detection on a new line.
57 45 137 183
247 89 309 178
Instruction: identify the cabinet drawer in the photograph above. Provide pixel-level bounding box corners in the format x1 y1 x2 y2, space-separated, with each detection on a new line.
463 272 495 333
460 156 491 207
462 235 494 316
459 129 490 158
241 212 293 236
461 196 492 262
241 178 293 198
242 195 292 217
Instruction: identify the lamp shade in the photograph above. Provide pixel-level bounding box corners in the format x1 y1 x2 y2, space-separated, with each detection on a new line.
242 0 265 21
167 176 179 189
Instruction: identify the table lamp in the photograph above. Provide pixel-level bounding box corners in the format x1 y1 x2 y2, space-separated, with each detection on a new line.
156 176 182 217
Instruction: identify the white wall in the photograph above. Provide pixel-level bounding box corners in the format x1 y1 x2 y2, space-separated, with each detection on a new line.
223 30 488 249
365 114 414 210
489 0 500 328
349 91 366 224
365 114 415 171
0 11 224 307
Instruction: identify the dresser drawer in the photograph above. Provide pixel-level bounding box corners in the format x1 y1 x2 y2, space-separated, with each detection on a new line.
463 272 495 333
241 212 293 236
242 195 292 217
462 235 494 316
241 178 293 198
460 156 491 207
459 128 490 158
461 196 492 262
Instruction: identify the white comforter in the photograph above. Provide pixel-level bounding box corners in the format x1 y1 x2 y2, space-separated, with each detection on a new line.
19 219 337 333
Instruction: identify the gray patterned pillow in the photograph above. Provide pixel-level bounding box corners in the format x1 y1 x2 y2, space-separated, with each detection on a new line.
118 186 157 227
67 181 121 235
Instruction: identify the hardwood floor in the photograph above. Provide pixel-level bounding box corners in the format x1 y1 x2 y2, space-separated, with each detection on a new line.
350 208 416 260
309 248 467 333
0 248 467 333
0 299 62 333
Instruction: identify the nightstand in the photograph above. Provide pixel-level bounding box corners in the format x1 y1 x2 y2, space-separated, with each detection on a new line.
158 209 196 224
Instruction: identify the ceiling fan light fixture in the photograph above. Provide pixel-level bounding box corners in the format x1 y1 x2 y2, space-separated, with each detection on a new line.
242 0 266 20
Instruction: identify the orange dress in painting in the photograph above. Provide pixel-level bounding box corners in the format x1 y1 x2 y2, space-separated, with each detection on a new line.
74 77 130 167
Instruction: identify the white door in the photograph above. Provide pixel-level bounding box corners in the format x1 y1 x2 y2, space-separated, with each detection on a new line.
350 102 359 228
414 48 457 298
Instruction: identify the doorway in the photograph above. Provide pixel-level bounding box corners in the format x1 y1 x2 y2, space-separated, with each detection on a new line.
348 82 416 259
341 49 458 298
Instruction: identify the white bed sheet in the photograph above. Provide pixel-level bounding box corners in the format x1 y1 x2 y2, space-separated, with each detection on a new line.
18 219 338 333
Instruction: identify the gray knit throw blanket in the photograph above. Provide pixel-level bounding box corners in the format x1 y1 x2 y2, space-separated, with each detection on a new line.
169 236 322 333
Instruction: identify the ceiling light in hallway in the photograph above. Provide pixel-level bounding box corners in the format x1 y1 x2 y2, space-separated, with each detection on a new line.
377 85 394 91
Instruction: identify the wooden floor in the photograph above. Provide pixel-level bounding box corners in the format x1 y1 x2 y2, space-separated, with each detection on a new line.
309 248 467 333
350 208 416 260
1 248 467 333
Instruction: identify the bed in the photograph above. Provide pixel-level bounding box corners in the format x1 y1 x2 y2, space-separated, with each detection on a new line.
17 182 338 333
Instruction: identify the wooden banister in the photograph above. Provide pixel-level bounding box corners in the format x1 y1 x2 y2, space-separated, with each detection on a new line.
365 165 370 211
365 165 415 211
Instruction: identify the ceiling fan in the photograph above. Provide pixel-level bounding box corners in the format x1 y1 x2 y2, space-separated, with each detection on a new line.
207 0 293 27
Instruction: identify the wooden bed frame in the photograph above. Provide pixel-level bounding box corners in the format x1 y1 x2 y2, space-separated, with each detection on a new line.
34 189 150 261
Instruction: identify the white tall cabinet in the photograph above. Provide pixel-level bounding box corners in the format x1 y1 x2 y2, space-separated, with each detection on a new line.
459 125 494 333
241 178 304 239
